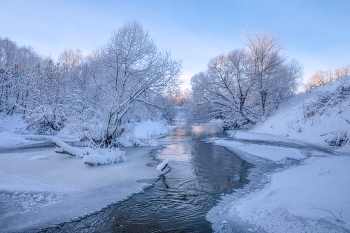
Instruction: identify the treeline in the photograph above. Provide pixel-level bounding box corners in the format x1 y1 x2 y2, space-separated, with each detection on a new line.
303 65 350 92
0 20 182 142
190 31 303 129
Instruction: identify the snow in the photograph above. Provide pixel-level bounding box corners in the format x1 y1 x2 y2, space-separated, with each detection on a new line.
133 120 171 139
249 76 350 148
230 131 306 145
156 158 169 171
233 156 350 232
83 148 127 166
26 155 49 161
53 137 85 157
0 146 160 232
0 131 30 147
213 139 305 162
207 78 350 232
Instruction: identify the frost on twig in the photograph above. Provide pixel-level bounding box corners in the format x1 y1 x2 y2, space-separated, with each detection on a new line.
310 206 344 223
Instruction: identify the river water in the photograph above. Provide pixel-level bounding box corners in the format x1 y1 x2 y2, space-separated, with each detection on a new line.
41 122 254 232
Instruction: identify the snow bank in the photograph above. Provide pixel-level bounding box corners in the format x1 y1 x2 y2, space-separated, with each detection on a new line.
0 131 30 147
233 156 350 232
213 139 304 162
83 148 127 166
250 76 350 149
133 120 170 139
230 131 306 145
117 120 175 147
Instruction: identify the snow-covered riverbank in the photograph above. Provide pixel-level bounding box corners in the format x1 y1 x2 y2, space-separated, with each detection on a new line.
207 135 350 232
206 77 350 232
0 120 174 232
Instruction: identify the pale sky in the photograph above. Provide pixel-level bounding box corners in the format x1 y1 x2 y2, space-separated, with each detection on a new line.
1 0 349 89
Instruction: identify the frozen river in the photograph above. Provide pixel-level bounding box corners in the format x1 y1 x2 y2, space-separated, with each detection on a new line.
39 122 253 232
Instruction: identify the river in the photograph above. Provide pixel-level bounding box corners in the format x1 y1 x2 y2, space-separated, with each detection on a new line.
40 122 254 232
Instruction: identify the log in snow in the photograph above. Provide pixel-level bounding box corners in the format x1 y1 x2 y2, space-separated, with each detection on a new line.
53 137 86 157
157 158 169 171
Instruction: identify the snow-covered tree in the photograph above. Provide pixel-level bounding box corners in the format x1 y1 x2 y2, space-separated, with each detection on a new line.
67 20 182 142
191 31 303 128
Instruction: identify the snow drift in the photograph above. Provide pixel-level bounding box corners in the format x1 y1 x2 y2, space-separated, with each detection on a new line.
250 76 350 150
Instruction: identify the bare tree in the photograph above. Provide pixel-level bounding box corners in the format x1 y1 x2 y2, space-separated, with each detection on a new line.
58 48 83 70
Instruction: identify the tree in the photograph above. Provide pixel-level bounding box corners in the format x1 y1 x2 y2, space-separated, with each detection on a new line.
191 31 303 128
58 48 82 70
303 65 350 92
69 20 182 142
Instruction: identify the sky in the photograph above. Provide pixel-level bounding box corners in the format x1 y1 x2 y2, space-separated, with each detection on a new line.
1 0 349 90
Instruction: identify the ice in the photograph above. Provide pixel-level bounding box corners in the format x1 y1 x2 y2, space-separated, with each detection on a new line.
26 155 49 161
230 131 306 145
0 146 160 232
214 139 305 162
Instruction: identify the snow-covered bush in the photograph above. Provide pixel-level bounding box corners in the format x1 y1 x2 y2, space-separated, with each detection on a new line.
322 130 349 147
304 77 350 118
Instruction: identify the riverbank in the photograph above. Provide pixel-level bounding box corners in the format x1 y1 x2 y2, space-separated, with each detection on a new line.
206 133 350 232
0 120 175 232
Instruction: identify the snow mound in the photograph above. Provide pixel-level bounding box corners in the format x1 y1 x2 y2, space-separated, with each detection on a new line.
26 155 49 161
83 148 127 166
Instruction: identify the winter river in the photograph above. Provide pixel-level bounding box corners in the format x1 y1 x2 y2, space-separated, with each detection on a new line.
37 122 253 232
3 122 346 232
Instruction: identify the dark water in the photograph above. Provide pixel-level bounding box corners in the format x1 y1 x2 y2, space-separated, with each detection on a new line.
42 122 253 233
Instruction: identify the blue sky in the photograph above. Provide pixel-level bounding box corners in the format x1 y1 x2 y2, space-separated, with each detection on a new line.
1 0 349 89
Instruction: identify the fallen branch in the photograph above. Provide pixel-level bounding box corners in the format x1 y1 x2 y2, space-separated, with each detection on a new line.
53 137 86 157
310 206 344 223
157 158 169 171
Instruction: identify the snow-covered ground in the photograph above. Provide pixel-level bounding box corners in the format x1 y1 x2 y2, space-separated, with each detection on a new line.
234 156 350 232
207 137 350 232
207 77 350 232
0 146 160 232
0 118 174 232
246 76 350 154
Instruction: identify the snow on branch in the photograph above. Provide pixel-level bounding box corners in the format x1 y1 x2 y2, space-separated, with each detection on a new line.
53 137 127 166
53 137 86 157
157 158 169 171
